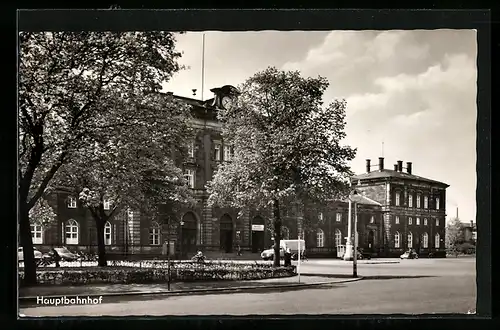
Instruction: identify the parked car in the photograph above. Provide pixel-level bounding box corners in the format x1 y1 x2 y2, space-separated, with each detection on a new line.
400 249 419 259
260 240 306 261
341 247 372 260
18 247 43 261
43 247 79 261
356 248 372 260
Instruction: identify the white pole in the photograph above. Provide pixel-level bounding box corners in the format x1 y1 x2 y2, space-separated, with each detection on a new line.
353 202 358 277
201 33 206 101
344 182 353 260
297 235 301 283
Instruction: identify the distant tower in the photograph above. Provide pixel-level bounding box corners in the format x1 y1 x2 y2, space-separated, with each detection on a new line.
192 89 197 96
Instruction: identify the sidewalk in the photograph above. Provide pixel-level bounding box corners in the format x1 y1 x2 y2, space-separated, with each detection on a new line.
295 258 401 265
19 275 362 302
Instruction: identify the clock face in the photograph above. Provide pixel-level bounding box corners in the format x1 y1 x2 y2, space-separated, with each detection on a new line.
221 96 233 109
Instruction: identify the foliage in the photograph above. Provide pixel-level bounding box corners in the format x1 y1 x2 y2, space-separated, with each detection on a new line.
207 67 356 265
28 198 57 226
446 217 466 252
19 261 296 285
18 31 185 282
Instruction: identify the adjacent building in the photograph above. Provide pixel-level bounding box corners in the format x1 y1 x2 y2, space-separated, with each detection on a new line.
28 86 449 258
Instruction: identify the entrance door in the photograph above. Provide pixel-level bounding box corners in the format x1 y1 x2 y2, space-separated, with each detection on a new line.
252 231 264 253
220 214 233 253
251 216 265 253
182 229 197 254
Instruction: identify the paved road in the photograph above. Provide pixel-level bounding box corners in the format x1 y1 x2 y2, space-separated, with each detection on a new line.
20 258 476 316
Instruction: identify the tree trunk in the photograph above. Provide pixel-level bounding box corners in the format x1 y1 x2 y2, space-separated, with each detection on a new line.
94 217 108 267
19 204 37 286
273 199 282 267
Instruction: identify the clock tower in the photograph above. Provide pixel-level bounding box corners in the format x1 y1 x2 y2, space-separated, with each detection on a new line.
210 85 240 110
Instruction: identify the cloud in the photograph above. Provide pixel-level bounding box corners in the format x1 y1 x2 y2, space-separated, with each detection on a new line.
281 30 477 221
164 30 478 222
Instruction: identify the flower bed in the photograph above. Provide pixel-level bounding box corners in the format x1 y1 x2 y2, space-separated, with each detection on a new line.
18 261 296 286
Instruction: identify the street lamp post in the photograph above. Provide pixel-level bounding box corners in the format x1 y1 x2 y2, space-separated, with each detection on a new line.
344 183 354 261
353 200 358 278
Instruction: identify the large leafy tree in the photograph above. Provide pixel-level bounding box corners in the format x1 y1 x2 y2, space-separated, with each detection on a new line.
19 31 183 284
446 217 465 256
56 93 195 266
207 67 356 266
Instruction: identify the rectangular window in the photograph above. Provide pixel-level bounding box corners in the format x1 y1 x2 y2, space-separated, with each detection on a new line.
436 197 440 210
103 198 110 211
423 234 429 248
395 192 400 206
214 143 221 161
416 217 420 225
424 218 428 226
370 216 375 223
408 194 413 207
336 213 342 222
424 196 429 209
223 145 232 161
435 234 440 248
318 212 324 222
187 141 195 158
436 218 440 226
408 217 413 225
395 216 400 224
67 196 77 209
416 194 421 208
31 224 43 244
184 169 195 188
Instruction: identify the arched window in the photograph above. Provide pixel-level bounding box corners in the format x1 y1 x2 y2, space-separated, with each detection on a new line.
316 229 324 248
422 232 429 248
334 229 342 247
104 221 112 245
31 223 43 244
435 233 441 248
149 221 161 245
408 232 413 248
65 219 79 245
394 232 401 248
281 226 290 240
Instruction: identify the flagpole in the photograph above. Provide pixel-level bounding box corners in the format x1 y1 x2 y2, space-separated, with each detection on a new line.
201 33 205 101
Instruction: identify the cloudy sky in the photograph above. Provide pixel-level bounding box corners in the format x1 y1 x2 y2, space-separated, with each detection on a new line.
162 30 477 222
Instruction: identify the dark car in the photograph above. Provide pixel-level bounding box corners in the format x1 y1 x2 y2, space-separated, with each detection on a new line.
356 248 372 260
43 247 79 261
400 249 419 259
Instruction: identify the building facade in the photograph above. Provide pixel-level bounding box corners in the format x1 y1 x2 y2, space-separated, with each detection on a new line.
351 158 449 257
28 86 449 258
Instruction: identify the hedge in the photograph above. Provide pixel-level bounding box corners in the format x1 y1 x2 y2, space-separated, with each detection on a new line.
18 261 296 286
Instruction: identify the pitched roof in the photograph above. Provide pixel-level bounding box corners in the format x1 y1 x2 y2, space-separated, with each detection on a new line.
338 194 381 206
351 169 449 187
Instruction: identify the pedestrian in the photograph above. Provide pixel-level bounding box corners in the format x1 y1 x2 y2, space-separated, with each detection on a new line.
237 245 242 256
284 248 292 267
52 248 61 268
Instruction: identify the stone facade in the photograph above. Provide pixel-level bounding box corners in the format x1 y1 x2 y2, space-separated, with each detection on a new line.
29 88 449 259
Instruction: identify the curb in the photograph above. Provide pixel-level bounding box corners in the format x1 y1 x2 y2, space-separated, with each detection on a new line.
19 277 363 303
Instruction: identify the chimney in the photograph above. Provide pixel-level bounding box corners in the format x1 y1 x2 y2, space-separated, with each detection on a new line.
397 160 403 172
394 164 398 171
366 159 371 173
406 162 412 175
378 157 384 171
470 220 473 228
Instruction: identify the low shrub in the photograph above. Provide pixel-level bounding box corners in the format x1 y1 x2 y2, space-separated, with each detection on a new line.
18 261 296 286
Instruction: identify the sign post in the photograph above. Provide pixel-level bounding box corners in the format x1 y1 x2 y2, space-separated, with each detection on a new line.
297 235 301 283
